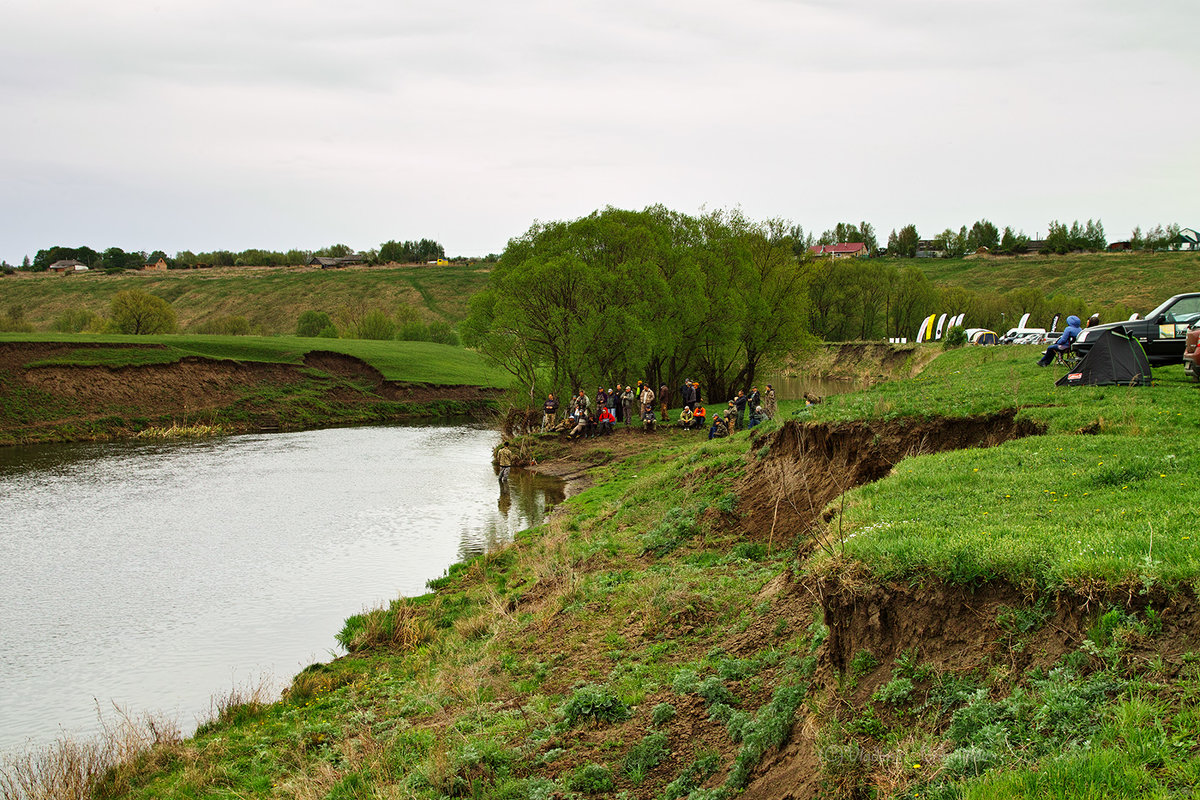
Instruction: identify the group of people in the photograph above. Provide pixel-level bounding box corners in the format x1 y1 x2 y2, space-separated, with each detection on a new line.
686 386 776 440
541 379 777 440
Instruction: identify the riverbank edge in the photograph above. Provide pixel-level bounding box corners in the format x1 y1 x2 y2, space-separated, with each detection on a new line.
0 341 505 447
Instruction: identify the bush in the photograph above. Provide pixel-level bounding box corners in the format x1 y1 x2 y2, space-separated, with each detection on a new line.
50 308 102 333
943 325 968 349
651 702 676 726
351 309 396 340
297 310 334 337
560 684 631 726
566 764 614 794
192 315 250 335
109 290 176 334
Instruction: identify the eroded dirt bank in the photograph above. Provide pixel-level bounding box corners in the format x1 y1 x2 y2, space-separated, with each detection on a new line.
516 414 1187 799
0 342 501 445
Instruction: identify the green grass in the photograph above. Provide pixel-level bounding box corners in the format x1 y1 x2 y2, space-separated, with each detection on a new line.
794 344 1200 590
0 332 510 386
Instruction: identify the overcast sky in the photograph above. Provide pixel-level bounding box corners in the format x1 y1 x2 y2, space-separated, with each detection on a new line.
1 0 1196 263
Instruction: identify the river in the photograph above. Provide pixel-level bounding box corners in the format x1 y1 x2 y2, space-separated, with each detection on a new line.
0 424 562 755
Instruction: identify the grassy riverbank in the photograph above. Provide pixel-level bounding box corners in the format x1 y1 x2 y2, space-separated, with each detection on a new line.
12 343 1196 799
0 334 508 445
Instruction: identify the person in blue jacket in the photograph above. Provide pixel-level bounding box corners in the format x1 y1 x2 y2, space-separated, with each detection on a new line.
1037 315 1082 366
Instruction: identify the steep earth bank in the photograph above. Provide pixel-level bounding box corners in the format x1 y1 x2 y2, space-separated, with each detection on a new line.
0 342 501 446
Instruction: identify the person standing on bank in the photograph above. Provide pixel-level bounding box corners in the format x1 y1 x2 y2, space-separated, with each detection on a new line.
541 393 559 431
640 383 655 421
659 383 669 422
763 384 777 420
496 441 514 483
621 385 636 427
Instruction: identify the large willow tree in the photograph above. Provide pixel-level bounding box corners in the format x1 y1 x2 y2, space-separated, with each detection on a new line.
462 206 814 403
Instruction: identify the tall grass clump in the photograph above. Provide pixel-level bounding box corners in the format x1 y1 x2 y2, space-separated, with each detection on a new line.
336 597 436 653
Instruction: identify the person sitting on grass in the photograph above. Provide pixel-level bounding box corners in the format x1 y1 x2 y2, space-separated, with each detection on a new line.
678 406 694 429
708 415 728 440
1037 315 1082 366
597 405 616 435
693 405 707 430
641 407 657 433
747 405 765 428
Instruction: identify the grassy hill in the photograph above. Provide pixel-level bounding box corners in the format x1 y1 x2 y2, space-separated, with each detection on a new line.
2 252 1196 339
0 262 492 335
916 250 1200 313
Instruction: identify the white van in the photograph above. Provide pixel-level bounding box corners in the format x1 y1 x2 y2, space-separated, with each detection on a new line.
998 327 1046 345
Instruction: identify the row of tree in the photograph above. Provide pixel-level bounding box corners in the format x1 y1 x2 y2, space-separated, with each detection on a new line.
804 258 1111 341
463 206 813 403
22 240 450 272
787 219 1190 258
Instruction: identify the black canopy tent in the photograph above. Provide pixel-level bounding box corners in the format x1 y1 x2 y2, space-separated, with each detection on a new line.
1056 328 1152 387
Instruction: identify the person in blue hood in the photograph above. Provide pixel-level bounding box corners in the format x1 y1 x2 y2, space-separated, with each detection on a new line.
1037 315 1082 366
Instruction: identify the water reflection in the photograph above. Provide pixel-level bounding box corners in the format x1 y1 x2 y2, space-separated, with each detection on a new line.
763 374 869 401
0 424 563 755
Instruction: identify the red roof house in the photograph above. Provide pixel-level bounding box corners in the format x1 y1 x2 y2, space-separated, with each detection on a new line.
808 243 868 258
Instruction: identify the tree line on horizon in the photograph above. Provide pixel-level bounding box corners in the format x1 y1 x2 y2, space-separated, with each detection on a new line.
12 239 453 273
789 218 1189 258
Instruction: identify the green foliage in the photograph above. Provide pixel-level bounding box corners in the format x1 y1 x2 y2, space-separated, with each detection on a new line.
566 763 614 794
109 290 177 334
726 684 807 787
942 325 967 349
378 238 444 264
463 206 814 402
350 310 397 341
849 649 880 677
696 676 737 708
874 677 914 705
998 599 1053 636
560 685 631 726
50 308 102 333
650 702 676 726
191 315 250 335
639 507 701 557
296 310 335 337
623 732 669 782
671 668 700 695
662 753 723 800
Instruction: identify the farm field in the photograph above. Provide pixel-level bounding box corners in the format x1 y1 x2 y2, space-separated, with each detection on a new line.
0 262 493 334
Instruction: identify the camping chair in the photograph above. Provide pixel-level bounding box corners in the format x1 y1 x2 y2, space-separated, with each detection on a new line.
1054 347 1080 369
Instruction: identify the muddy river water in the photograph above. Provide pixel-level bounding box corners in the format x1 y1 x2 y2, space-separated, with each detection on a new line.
0 424 562 755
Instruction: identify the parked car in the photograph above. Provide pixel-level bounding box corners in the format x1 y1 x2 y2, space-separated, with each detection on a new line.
1184 318 1200 380
1073 293 1200 365
998 327 1047 344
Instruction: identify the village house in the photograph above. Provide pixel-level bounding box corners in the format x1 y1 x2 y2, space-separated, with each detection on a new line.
807 242 868 258
48 259 89 273
144 256 169 271
308 253 368 269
